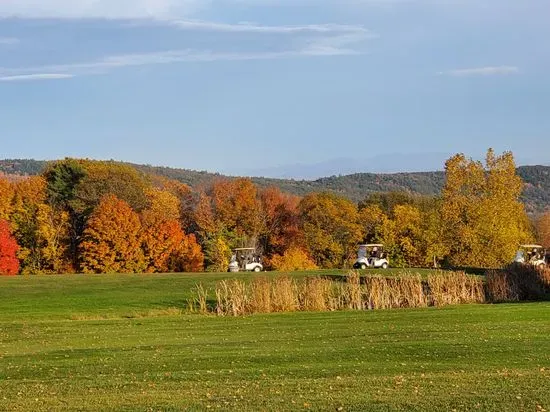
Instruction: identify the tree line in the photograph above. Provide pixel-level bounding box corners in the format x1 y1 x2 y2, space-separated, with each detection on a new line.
0 150 547 275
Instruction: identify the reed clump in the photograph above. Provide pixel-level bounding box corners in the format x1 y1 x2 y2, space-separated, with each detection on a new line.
428 271 485 306
202 267 549 316
364 274 427 310
485 264 550 302
212 271 478 316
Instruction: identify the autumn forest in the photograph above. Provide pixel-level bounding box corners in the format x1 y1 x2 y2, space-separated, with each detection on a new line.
0 149 549 275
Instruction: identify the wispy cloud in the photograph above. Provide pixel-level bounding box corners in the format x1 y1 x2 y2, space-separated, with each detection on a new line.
0 0 199 20
0 73 74 82
0 5 375 83
0 44 365 82
169 20 373 35
0 0 437 20
439 66 520 77
0 37 19 45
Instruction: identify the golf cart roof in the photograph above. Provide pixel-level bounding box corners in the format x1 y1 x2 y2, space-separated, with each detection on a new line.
359 244 384 248
520 244 544 249
233 248 256 251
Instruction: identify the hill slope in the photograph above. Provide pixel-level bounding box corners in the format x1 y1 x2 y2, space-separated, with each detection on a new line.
1 159 548 213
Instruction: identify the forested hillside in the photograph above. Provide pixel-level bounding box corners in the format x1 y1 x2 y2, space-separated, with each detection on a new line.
1 159 548 213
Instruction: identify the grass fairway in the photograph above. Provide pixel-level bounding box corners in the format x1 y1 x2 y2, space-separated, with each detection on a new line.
1 274 549 411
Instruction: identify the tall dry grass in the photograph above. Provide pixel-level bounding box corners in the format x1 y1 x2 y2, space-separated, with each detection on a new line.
200 267 548 316
299 277 332 312
215 279 249 316
210 271 489 316
271 276 300 313
249 277 272 314
486 264 550 302
344 271 364 310
187 283 209 314
428 271 485 306
364 274 427 310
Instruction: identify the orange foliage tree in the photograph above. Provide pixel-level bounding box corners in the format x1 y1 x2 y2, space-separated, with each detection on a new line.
141 189 204 273
142 219 204 273
80 195 146 273
168 233 204 273
195 179 263 271
149 175 195 231
258 187 302 267
210 178 263 238
0 219 19 275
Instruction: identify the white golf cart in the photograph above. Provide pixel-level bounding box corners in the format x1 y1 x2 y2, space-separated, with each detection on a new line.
513 244 548 269
228 248 263 273
353 244 390 270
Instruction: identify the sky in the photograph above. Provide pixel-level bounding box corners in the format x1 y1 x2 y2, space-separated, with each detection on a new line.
1 0 549 177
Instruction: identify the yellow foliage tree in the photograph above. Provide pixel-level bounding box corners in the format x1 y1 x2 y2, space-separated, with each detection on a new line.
299 193 363 268
420 201 449 268
0 176 14 221
441 150 532 267
359 202 447 268
142 188 181 225
393 204 423 267
204 236 231 272
270 247 318 272
10 177 71 274
80 195 146 274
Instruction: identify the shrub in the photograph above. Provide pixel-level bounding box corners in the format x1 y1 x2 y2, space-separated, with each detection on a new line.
270 247 318 272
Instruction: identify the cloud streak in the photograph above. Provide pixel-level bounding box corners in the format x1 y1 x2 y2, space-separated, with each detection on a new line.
0 5 374 83
169 20 373 35
0 0 434 20
0 44 365 82
0 0 200 20
0 73 74 82
439 66 520 77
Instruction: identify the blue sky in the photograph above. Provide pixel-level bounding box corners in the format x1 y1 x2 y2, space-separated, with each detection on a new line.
1 0 549 177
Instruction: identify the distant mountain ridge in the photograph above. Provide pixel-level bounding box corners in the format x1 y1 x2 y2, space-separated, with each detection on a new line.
1 159 548 214
224 153 452 180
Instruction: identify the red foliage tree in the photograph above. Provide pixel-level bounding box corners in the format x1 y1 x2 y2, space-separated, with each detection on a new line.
0 219 20 276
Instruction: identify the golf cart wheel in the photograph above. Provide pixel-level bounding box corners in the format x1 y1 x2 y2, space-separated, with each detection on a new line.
360 263 367 270
381 263 389 270
254 266 262 272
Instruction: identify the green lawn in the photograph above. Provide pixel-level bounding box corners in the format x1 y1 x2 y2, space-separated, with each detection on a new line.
0 269 447 321
0 273 549 411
